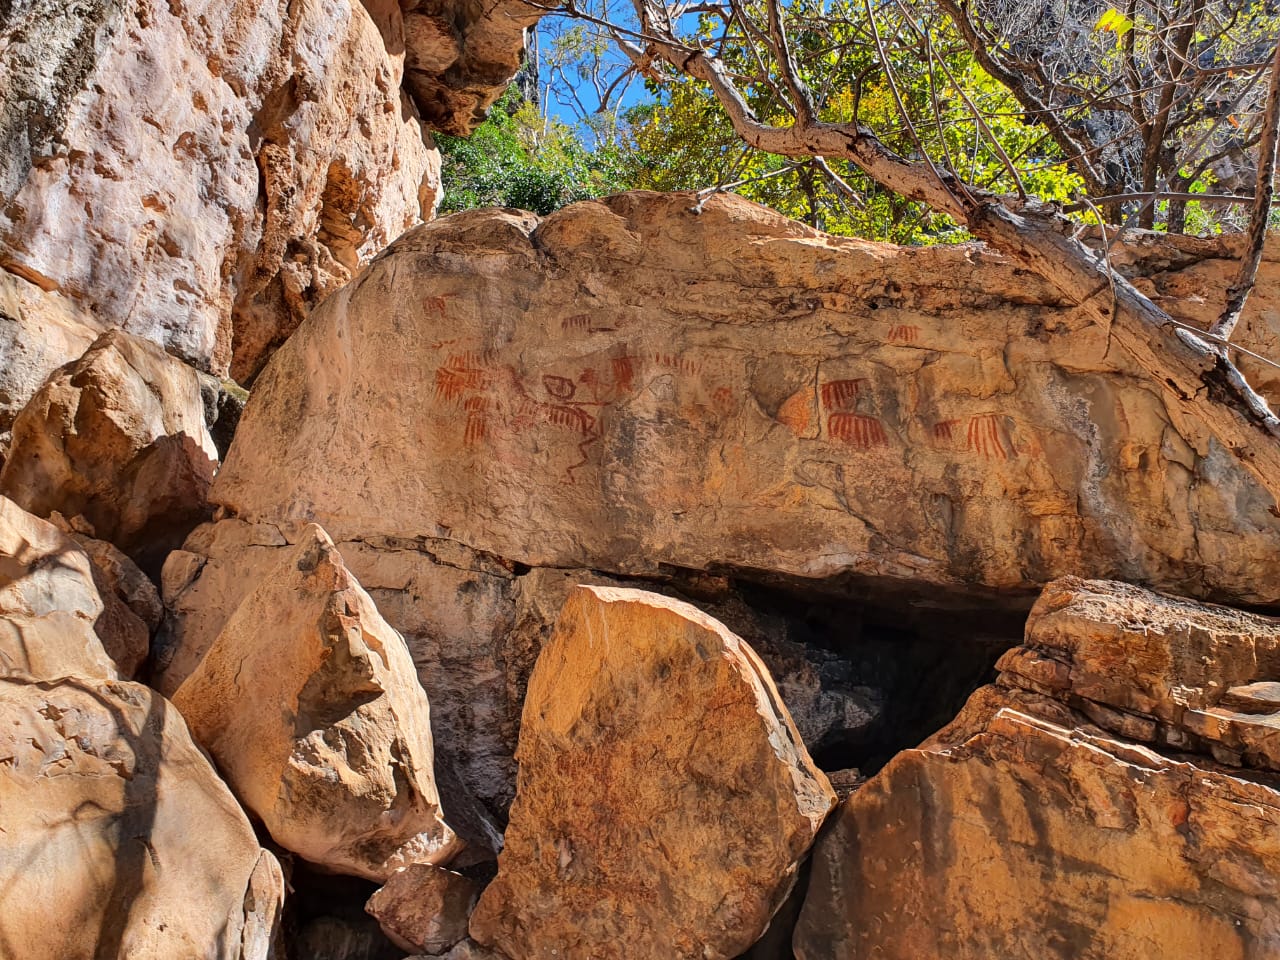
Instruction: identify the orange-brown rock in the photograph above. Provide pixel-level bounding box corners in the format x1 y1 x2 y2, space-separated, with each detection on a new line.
159 519 875 824
0 0 544 381
366 863 479 954
400 0 543 136
793 578 1280 960
0 270 100 455
170 523 459 880
0 674 284 959
0 330 218 571
0 495 118 680
794 697 1280 960
212 192 1280 605
469 586 836 960
1006 578 1280 768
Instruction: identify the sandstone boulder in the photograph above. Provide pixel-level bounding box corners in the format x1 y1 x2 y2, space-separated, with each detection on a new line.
1007 577 1280 769
0 0 543 381
0 495 118 680
794 699 1280 960
159 519 875 822
212 192 1280 605
469 586 836 960
366 863 479 954
793 579 1280 960
170 523 459 880
400 0 543 136
0 329 218 571
0 674 284 959
0 269 100 455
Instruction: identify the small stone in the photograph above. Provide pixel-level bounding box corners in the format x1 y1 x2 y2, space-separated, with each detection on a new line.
367 863 479 954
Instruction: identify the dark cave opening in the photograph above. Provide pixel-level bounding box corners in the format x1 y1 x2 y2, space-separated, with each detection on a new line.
653 567 1032 778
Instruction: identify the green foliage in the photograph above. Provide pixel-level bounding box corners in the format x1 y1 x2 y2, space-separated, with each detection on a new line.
436 90 627 216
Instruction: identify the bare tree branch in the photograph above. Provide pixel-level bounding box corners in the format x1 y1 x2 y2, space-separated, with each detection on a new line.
1210 42 1280 344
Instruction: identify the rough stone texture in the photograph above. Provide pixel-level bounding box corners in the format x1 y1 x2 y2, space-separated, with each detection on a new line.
1003 577 1280 770
794 698 1280 960
213 192 1280 606
0 269 100 454
0 673 284 959
170 523 459 880
67 531 158 678
793 579 1280 960
0 0 544 381
159 519 875 821
400 0 542 136
0 495 118 680
469 586 836 960
1105 231 1280 406
0 329 219 572
366 863 479 954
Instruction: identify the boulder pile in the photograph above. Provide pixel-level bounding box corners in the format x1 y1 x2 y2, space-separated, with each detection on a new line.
3 3 1280 954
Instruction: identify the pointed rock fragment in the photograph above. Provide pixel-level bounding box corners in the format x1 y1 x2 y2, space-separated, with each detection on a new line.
171 524 459 880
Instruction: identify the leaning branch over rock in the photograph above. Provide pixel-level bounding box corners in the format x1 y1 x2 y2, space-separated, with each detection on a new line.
612 0 1280 502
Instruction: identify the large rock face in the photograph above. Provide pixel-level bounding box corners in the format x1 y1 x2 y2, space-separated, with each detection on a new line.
469 586 836 960
0 329 218 571
212 192 1280 605
169 523 459 880
0 495 120 680
0 674 284 959
0 0 541 382
793 578 1280 960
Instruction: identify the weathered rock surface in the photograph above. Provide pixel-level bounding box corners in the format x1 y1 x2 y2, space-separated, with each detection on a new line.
0 329 218 571
0 674 284 959
469 586 836 960
0 495 118 680
366 863 479 954
212 192 1280 605
68 530 161 678
0 269 100 454
400 0 542 136
1005 577 1280 770
793 579 1280 960
170 523 459 880
159 519 875 820
0 0 543 381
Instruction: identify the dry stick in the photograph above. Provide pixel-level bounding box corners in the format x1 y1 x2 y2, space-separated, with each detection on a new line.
1210 42 1280 346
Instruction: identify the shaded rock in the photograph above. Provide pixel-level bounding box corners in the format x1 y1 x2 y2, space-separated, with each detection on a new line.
793 579 1280 960
156 517 524 821
469 586 836 960
0 269 100 455
366 863 479 954
401 0 542 136
0 674 284 959
1001 577 1280 769
0 495 118 680
212 192 1280 606
170 523 459 880
426 941 508 960
0 330 218 572
794 697 1280 960
67 531 158 678
294 916 402 960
